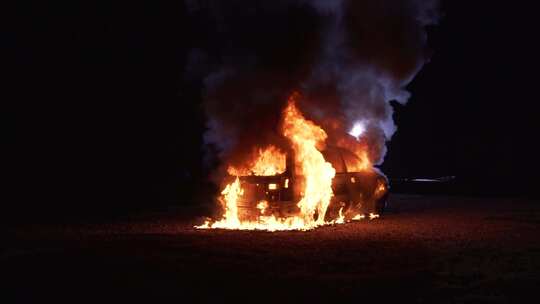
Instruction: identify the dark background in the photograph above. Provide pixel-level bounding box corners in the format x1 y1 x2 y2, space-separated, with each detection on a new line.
5 1 539 222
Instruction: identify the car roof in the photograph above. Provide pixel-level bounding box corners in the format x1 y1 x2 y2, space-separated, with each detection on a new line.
322 146 363 174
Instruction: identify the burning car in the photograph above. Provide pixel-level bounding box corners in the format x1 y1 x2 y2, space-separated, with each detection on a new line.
198 95 389 231
230 146 388 223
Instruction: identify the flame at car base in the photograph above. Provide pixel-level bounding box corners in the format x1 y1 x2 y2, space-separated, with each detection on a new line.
197 93 381 231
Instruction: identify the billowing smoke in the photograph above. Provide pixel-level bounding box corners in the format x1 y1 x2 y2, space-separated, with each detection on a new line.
185 0 440 176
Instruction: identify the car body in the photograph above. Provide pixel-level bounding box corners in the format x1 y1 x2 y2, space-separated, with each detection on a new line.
231 146 389 222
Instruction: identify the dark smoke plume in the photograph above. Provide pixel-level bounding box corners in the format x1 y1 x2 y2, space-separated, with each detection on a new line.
185 0 440 176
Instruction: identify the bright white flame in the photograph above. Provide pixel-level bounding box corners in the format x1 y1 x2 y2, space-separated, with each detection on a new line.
349 121 366 139
369 213 380 220
352 214 365 220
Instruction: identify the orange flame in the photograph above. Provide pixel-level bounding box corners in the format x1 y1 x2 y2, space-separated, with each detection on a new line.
227 145 286 176
335 137 372 172
198 177 243 229
346 149 371 172
375 180 386 196
281 94 336 226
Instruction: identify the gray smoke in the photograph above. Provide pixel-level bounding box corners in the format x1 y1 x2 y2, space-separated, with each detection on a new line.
186 0 440 172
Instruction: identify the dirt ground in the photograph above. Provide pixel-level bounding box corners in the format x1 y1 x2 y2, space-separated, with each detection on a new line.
4 194 540 303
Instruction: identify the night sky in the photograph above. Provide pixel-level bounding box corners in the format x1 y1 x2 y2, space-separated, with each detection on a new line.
5 1 539 222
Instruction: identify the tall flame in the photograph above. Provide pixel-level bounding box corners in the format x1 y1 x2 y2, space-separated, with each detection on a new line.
281 94 336 226
199 177 243 229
